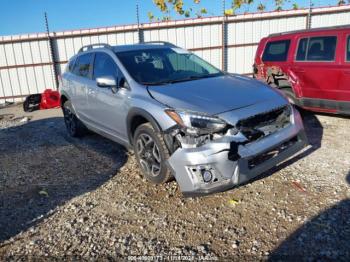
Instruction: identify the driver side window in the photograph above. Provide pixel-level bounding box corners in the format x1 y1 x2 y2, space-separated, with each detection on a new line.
93 53 119 81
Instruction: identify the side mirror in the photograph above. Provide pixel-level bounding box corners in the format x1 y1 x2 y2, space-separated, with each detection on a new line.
96 76 117 88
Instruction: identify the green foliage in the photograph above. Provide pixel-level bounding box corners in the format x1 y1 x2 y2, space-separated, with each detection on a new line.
150 0 305 21
153 0 168 12
152 0 199 20
274 0 284 11
257 2 266 12
147 12 155 22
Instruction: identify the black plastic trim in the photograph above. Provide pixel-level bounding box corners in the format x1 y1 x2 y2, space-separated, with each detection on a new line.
126 108 162 145
298 97 350 115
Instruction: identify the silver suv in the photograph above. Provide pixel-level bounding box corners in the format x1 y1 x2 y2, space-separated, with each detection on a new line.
60 42 307 196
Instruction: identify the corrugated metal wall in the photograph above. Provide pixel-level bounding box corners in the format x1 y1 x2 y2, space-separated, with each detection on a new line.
1 5 350 103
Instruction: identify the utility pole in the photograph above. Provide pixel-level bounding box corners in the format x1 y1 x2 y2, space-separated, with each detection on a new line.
45 12 59 90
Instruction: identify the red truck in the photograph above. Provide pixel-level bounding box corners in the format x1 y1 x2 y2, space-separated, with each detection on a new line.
254 25 350 115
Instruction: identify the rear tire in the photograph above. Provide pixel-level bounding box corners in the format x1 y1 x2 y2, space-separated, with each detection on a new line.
133 123 173 184
62 100 86 137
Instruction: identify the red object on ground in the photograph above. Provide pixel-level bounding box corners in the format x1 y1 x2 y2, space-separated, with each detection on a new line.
39 89 61 110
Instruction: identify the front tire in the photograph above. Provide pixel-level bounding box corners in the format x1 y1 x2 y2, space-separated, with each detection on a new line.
62 101 86 137
133 123 172 184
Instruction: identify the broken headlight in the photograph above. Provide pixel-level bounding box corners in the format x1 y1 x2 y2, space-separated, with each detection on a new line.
165 109 227 135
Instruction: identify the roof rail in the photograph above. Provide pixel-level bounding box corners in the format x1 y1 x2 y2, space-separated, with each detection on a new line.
78 43 112 53
141 41 177 47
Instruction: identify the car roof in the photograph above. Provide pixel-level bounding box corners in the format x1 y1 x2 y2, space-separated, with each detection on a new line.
112 44 172 53
73 42 178 59
268 25 350 38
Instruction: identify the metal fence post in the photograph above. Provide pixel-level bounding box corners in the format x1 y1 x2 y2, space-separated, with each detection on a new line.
45 13 59 90
306 0 313 29
136 2 144 43
221 0 228 71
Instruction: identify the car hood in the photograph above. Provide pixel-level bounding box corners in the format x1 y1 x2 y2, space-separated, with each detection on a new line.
147 74 286 115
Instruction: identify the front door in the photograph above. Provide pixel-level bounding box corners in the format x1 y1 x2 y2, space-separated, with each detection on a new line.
291 35 340 105
338 34 350 104
87 52 129 141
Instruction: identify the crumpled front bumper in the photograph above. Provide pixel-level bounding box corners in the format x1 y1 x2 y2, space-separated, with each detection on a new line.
167 107 307 196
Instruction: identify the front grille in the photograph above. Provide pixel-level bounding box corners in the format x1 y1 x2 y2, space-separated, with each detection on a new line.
248 136 298 169
237 105 291 142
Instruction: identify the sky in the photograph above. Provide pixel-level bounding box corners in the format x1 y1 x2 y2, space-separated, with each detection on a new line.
0 0 340 36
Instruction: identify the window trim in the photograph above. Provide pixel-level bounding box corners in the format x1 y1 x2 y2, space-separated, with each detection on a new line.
262 39 291 62
346 35 350 62
294 35 337 63
71 56 80 76
67 57 77 73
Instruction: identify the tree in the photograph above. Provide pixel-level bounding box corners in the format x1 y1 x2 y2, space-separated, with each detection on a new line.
152 0 200 21
257 2 266 12
150 0 304 21
292 3 299 10
274 0 284 11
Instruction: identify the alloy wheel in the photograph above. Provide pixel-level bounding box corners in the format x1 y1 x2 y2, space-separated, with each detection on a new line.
136 133 161 177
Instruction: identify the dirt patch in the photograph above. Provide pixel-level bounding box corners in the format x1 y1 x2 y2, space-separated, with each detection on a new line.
0 105 349 260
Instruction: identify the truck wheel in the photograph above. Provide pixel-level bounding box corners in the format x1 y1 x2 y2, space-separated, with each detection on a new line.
133 123 173 184
62 100 86 137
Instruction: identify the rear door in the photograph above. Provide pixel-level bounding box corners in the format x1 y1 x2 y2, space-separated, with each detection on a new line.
338 33 350 104
87 52 129 141
70 53 94 120
259 38 292 88
291 34 340 104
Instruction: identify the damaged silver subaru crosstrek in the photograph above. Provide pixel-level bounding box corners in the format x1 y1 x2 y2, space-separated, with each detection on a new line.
60 42 307 196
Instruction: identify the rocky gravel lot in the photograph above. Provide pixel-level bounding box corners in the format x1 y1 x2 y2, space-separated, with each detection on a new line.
0 105 349 261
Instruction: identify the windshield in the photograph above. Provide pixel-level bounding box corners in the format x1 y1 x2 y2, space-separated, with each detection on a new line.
116 47 223 85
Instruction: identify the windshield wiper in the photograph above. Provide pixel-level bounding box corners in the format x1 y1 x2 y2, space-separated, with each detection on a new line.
141 73 222 86
141 77 200 85
140 81 170 86
167 73 222 84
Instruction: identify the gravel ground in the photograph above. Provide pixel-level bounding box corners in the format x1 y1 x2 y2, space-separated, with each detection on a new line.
0 104 349 261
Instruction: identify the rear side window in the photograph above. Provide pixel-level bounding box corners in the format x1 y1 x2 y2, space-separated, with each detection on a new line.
347 36 350 61
72 53 93 78
66 58 76 73
93 53 119 80
296 38 308 61
262 40 291 62
296 36 337 61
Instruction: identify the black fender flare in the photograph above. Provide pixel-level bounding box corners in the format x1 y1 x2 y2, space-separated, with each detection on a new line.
126 107 163 145
60 91 71 106
60 91 78 116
